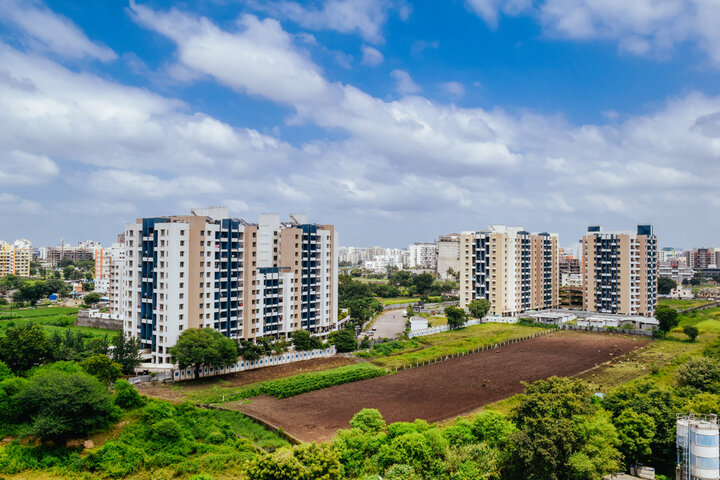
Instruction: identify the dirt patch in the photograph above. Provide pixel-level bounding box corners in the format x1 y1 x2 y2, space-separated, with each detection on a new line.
237 331 648 442
139 356 358 402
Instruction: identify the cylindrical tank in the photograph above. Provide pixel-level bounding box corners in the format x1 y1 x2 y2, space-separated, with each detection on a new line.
689 420 720 480
678 418 689 449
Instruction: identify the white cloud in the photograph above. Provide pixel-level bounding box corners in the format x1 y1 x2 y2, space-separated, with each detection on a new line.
0 193 43 215
441 81 466 97
0 0 116 61
0 150 58 185
467 0 720 66
248 0 396 44
361 45 384 66
390 69 421 95
87 170 223 198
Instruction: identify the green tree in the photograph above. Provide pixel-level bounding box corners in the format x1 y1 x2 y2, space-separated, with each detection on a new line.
413 273 435 296
169 328 238 379
655 305 679 337
329 328 357 353
83 292 101 306
467 299 491 319
350 408 386 434
111 334 143 374
658 276 677 295
82 281 94 292
82 354 123 385
614 409 655 465
18 370 119 443
444 306 467 329
0 324 53 372
291 330 323 351
237 339 265 361
683 325 699 342
12 283 46 305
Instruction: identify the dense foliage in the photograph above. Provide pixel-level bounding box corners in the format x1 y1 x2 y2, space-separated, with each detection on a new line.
170 328 239 378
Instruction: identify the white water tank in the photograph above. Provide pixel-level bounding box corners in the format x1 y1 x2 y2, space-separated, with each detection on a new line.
689 420 720 480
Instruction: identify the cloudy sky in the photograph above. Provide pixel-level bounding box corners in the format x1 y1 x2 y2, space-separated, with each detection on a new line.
1 0 720 249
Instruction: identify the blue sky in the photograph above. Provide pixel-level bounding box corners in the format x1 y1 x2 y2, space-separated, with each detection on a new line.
1 0 720 249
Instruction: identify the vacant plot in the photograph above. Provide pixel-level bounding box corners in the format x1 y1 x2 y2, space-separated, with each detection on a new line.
657 298 715 311
237 331 648 442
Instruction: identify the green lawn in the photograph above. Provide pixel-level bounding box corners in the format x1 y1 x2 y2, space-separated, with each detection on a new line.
657 298 714 311
356 277 390 284
377 296 416 305
370 323 548 369
0 305 115 339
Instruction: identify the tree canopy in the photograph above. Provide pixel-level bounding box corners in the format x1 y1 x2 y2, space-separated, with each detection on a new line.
169 328 238 378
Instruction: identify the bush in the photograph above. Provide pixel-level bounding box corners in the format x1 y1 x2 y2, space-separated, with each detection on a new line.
683 325 699 342
17 370 120 442
329 328 358 353
350 409 386 434
113 379 146 410
676 357 720 391
291 330 323 351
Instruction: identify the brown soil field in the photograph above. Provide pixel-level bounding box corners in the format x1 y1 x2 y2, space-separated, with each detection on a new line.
139 356 358 401
237 331 649 442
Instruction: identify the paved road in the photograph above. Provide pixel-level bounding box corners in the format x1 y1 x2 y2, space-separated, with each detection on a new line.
366 309 406 340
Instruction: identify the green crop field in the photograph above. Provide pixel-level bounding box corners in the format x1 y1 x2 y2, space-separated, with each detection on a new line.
0 306 114 338
183 363 388 404
369 323 548 369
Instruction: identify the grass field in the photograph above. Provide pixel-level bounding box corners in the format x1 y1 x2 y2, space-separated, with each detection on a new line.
657 298 714 310
0 305 115 338
369 323 549 369
691 283 720 294
579 306 720 391
356 277 390 284
376 296 416 305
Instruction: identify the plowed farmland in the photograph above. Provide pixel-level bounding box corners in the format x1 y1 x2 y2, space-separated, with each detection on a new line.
237 331 648 442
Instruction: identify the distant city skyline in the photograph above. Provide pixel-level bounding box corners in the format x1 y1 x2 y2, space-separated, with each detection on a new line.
2 1 720 247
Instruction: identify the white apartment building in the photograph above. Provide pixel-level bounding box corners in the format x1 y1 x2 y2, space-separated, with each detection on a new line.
437 234 460 279
118 208 338 368
409 242 438 270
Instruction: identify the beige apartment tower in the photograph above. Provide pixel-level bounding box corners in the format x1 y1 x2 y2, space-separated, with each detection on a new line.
460 225 559 316
0 242 31 277
116 207 338 367
581 225 657 316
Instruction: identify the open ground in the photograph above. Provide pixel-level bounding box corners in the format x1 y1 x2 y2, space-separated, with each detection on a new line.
235 331 649 442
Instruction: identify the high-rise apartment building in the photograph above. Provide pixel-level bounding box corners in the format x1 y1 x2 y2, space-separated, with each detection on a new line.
581 225 657 316
685 248 715 270
459 225 559 316
0 241 32 277
116 207 337 367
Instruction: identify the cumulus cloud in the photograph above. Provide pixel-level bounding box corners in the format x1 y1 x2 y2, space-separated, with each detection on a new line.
468 0 720 66
361 45 383 66
0 0 116 61
0 193 43 215
247 0 399 44
0 151 58 185
390 69 421 95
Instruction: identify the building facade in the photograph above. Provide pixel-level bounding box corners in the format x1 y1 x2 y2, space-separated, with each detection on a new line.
45 241 99 266
581 225 658 316
459 225 559 316
409 242 438 270
686 248 716 270
0 241 31 277
116 208 338 367
437 234 460 279
659 258 694 284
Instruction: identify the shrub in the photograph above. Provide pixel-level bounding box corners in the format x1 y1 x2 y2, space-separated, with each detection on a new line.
683 325 699 342
350 409 386 434
113 380 146 410
205 431 226 444
676 357 720 391
17 370 120 442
